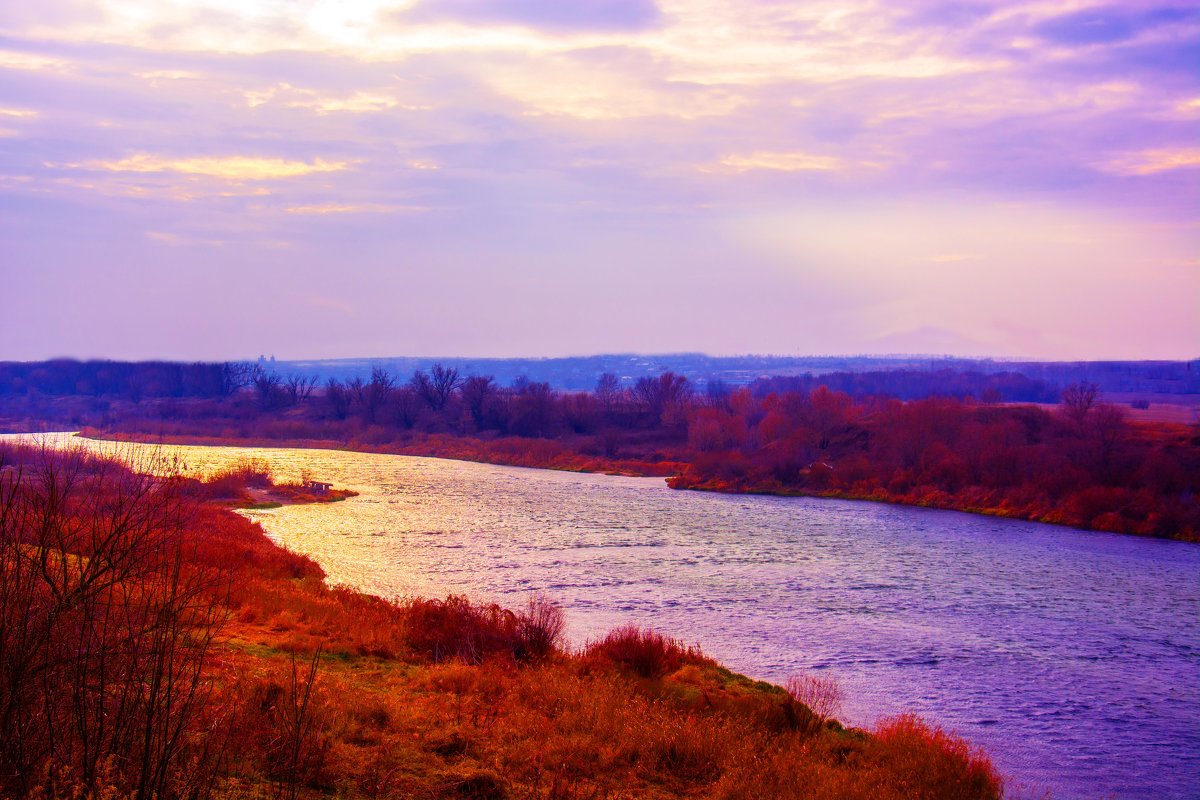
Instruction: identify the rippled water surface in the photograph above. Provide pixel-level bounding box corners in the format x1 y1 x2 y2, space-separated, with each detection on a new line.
14 434 1200 799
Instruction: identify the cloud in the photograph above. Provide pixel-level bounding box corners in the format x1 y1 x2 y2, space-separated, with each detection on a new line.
146 230 228 246
243 83 410 114
133 69 203 81
79 155 352 180
0 50 71 71
901 3 996 30
927 253 982 263
1097 148 1200 175
1033 5 1196 46
403 0 661 32
0 0 1197 360
284 202 427 214
717 152 844 172
481 58 744 119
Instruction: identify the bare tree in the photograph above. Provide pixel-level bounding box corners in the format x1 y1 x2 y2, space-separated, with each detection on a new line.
595 373 622 419
704 379 733 410
346 377 366 417
561 392 597 434
219 362 256 397
511 381 557 437
411 364 462 412
633 371 693 427
1062 382 1099 426
460 375 497 431
323 378 351 420
1091 403 1130 483
431 364 463 409
254 370 286 410
0 443 230 799
390 386 422 429
284 374 318 405
361 367 396 423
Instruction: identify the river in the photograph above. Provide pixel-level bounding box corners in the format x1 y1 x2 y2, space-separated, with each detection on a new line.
9 433 1200 799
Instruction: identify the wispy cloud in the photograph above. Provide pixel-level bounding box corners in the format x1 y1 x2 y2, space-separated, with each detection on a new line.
1098 148 1200 176
0 50 70 71
717 152 844 173
285 202 427 214
146 230 229 247
79 155 352 180
243 83 413 114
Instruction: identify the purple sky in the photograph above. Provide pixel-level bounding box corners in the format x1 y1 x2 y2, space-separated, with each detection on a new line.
1 0 1197 361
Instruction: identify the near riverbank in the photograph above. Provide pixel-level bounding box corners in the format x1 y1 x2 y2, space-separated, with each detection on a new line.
0 438 1003 800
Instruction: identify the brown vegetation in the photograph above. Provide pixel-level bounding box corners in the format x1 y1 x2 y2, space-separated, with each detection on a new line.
671 384 1199 540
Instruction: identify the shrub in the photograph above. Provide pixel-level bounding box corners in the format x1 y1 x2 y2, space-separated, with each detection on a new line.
199 457 274 499
402 594 566 665
870 714 1003 800
585 624 698 678
516 593 566 662
785 673 844 728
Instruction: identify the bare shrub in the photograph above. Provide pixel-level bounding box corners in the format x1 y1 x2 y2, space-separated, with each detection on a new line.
516 593 566 662
785 673 844 726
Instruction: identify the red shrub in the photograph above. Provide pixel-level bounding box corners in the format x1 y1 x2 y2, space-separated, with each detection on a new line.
870 714 1003 800
585 624 701 678
402 594 565 664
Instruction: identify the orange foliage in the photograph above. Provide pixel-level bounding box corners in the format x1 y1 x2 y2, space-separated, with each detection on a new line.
674 394 1199 541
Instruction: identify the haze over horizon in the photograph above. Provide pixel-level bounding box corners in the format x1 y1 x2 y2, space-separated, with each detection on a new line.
2 0 1197 361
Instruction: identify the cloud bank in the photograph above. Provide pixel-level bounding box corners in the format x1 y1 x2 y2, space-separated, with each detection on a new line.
0 0 1196 359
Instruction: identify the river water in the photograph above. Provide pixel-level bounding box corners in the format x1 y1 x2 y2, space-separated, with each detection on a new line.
9 434 1200 799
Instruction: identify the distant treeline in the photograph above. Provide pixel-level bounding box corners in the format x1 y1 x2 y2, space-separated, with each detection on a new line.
0 360 250 398
0 358 1131 403
272 354 1200 394
749 370 1059 403
997 359 1198 395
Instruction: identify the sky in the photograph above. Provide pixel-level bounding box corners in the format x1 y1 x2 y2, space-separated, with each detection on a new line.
1 0 1197 361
